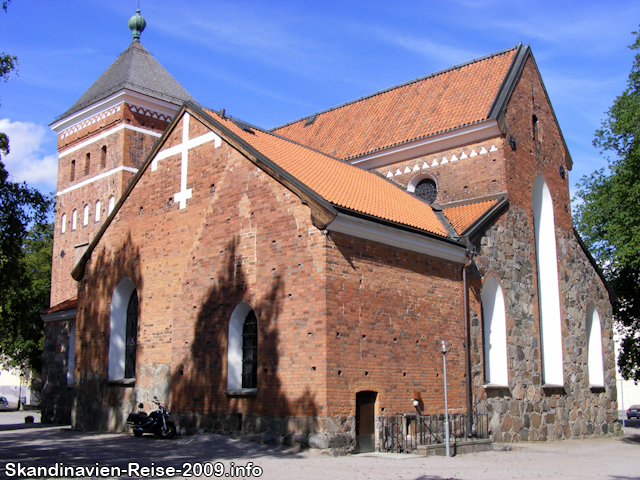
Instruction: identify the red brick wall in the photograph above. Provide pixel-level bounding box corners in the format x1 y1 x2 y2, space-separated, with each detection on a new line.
76 113 329 421
502 57 572 230
374 137 507 205
51 104 167 306
324 232 467 417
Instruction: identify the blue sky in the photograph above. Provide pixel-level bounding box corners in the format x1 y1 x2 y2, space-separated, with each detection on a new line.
1 0 639 199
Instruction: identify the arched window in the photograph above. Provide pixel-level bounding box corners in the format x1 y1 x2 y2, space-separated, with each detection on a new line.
532 115 539 141
95 200 101 222
61 213 66 233
67 321 76 386
481 275 508 386
100 145 107 169
72 209 77 230
227 302 258 391
108 196 115 215
85 153 90 176
83 205 89 226
586 303 605 387
532 174 564 386
108 278 138 381
70 159 75 182
125 290 139 379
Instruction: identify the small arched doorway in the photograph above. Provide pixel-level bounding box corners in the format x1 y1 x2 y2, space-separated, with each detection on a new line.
356 391 377 452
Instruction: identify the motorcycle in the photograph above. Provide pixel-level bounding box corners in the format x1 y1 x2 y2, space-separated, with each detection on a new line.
127 397 176 439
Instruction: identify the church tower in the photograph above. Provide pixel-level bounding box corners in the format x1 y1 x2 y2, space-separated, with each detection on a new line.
49 10 194 306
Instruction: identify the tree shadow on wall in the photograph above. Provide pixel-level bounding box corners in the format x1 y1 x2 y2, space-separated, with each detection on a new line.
74 232 144 432
169 237 319 440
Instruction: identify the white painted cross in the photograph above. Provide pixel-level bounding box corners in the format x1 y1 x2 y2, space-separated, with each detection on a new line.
151 113 222 209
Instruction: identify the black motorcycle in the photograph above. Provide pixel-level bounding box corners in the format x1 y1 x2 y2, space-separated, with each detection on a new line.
127 397 176 439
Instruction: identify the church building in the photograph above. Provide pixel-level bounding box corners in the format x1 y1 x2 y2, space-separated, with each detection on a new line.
41 11 619 450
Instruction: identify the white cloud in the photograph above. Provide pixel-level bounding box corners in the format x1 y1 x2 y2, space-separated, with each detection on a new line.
0 119 58 193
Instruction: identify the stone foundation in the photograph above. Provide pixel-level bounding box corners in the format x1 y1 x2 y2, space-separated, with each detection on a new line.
41 320 74 425
172 412 356 451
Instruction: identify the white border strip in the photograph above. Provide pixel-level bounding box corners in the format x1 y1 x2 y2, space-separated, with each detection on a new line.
327 213 468 264
349 120 501 170
57 166 139 196
58 124 162 159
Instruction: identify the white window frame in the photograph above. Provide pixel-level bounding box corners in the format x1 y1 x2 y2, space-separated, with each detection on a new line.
481 275 509 386
586 303 605 387
532 174 564 386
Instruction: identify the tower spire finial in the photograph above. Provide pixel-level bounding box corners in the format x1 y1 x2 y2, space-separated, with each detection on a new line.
128 8 146 43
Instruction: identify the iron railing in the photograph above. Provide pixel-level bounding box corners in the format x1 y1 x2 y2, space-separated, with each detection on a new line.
378 413 488 453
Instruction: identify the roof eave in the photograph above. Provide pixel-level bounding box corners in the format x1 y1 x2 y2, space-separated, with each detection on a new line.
326 210 469 264
349 119 502 170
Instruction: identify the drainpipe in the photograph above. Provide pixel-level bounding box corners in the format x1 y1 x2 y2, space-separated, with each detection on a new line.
463 249 474 437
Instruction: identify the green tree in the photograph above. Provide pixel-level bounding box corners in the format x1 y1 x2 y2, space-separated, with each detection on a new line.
0 160 53 372
574 28 640 383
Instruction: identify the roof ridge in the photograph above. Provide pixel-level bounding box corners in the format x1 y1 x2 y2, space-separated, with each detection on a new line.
271 44 519 132
206 108 349 163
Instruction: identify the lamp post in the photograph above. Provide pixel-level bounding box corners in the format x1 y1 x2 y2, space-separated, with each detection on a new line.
441 340 450 457
17 372 24 411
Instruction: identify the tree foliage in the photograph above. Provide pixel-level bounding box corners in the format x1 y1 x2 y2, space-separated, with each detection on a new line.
0 160 53 372
574 28 640 382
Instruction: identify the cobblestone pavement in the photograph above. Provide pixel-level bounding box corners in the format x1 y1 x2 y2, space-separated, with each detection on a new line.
0 413 638 480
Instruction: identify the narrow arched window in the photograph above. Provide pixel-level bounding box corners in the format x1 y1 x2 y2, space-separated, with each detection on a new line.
100 145 107 169
61 213 66 233
481 276 508 386
85 153 90 176
227 302 258 392
95 200 101 222
242 310 258 389
72 209 77 230
108 278 138 381
67 321 76 386
108 196 115 215
125 289 139 379
586 303 605 387
532 174 564 386
70 160 75 182
532 115 539 141
83 204 89 226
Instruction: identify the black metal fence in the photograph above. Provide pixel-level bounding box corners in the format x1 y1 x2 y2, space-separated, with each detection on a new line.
378 413 488 453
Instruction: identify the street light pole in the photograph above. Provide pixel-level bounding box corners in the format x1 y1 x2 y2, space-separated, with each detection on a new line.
442 340 450 458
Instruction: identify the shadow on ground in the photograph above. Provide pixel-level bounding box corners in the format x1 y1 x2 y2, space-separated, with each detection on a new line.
0 428 304 479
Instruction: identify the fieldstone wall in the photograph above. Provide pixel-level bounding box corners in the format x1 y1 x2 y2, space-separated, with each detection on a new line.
41 321 74 424
471 205 619 442
72 362 171 431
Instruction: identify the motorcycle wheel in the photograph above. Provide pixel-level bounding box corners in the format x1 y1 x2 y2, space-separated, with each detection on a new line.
133 430 144 437
155 421 176 439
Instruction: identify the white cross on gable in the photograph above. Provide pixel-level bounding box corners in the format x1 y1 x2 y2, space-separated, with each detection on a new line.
151 113 222 209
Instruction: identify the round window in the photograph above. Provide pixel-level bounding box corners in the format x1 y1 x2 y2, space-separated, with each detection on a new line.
415 179 437 204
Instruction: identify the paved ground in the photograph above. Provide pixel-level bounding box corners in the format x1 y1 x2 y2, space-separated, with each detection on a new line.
0 411 638 480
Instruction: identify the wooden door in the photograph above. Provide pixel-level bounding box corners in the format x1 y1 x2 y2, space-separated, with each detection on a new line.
356 391 377 452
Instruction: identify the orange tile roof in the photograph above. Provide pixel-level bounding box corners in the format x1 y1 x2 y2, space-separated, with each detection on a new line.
206 110 448 237
442 199 498 235
42 297 78 314
273 48 516 160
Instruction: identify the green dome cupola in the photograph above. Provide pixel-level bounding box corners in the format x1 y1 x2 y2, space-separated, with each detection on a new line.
128 9 146 43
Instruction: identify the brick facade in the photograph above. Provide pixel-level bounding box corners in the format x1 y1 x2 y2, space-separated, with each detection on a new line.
43 43 618 451
51 104 170 306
